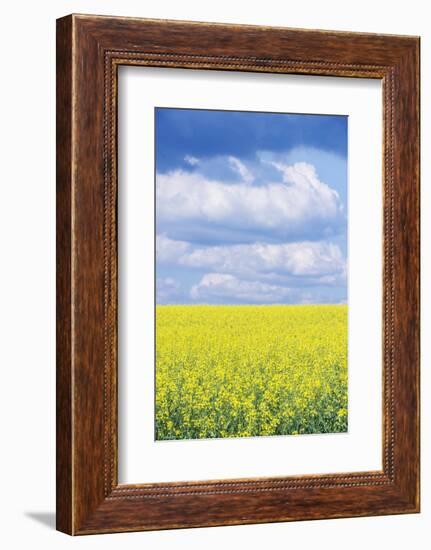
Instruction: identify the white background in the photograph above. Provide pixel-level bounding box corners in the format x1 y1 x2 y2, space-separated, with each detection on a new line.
0 1 428 548
118 67 382 483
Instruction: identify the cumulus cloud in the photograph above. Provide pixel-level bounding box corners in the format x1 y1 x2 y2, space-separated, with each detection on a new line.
181 240 345 278
156 234 191 263
156 154 347 304
156 161 343 244
157 234 346 284
190 273 293 304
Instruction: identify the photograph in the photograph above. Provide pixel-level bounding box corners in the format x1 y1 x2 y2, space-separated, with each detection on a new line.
0 0 424 543
155 107 349 441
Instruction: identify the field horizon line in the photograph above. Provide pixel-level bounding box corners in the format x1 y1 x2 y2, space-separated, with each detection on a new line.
155 303 347 307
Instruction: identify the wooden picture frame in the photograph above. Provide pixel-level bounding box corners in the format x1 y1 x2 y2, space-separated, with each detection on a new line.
56 14 420 535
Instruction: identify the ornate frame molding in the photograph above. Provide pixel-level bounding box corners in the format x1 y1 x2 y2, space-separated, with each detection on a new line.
57 15 419 534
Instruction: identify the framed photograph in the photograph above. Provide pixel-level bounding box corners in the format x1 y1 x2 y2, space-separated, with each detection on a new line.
56 14 420 535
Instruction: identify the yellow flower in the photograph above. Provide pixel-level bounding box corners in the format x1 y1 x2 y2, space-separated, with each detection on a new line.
155 304 348 440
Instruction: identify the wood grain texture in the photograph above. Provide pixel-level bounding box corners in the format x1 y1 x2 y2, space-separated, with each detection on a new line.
56 14 420 535
56 16 73 535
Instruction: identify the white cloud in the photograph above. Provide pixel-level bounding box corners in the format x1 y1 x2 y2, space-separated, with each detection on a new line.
156 234 190 263
190 273 293 303
228 156 254 184
156 162 342 242
184 155 199 166
157 234 346 283
181 240 345 278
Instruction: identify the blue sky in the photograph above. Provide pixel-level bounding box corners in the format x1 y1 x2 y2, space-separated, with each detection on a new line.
155 108 348 305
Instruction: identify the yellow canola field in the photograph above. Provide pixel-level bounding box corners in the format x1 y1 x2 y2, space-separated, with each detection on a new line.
155 305 348 440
